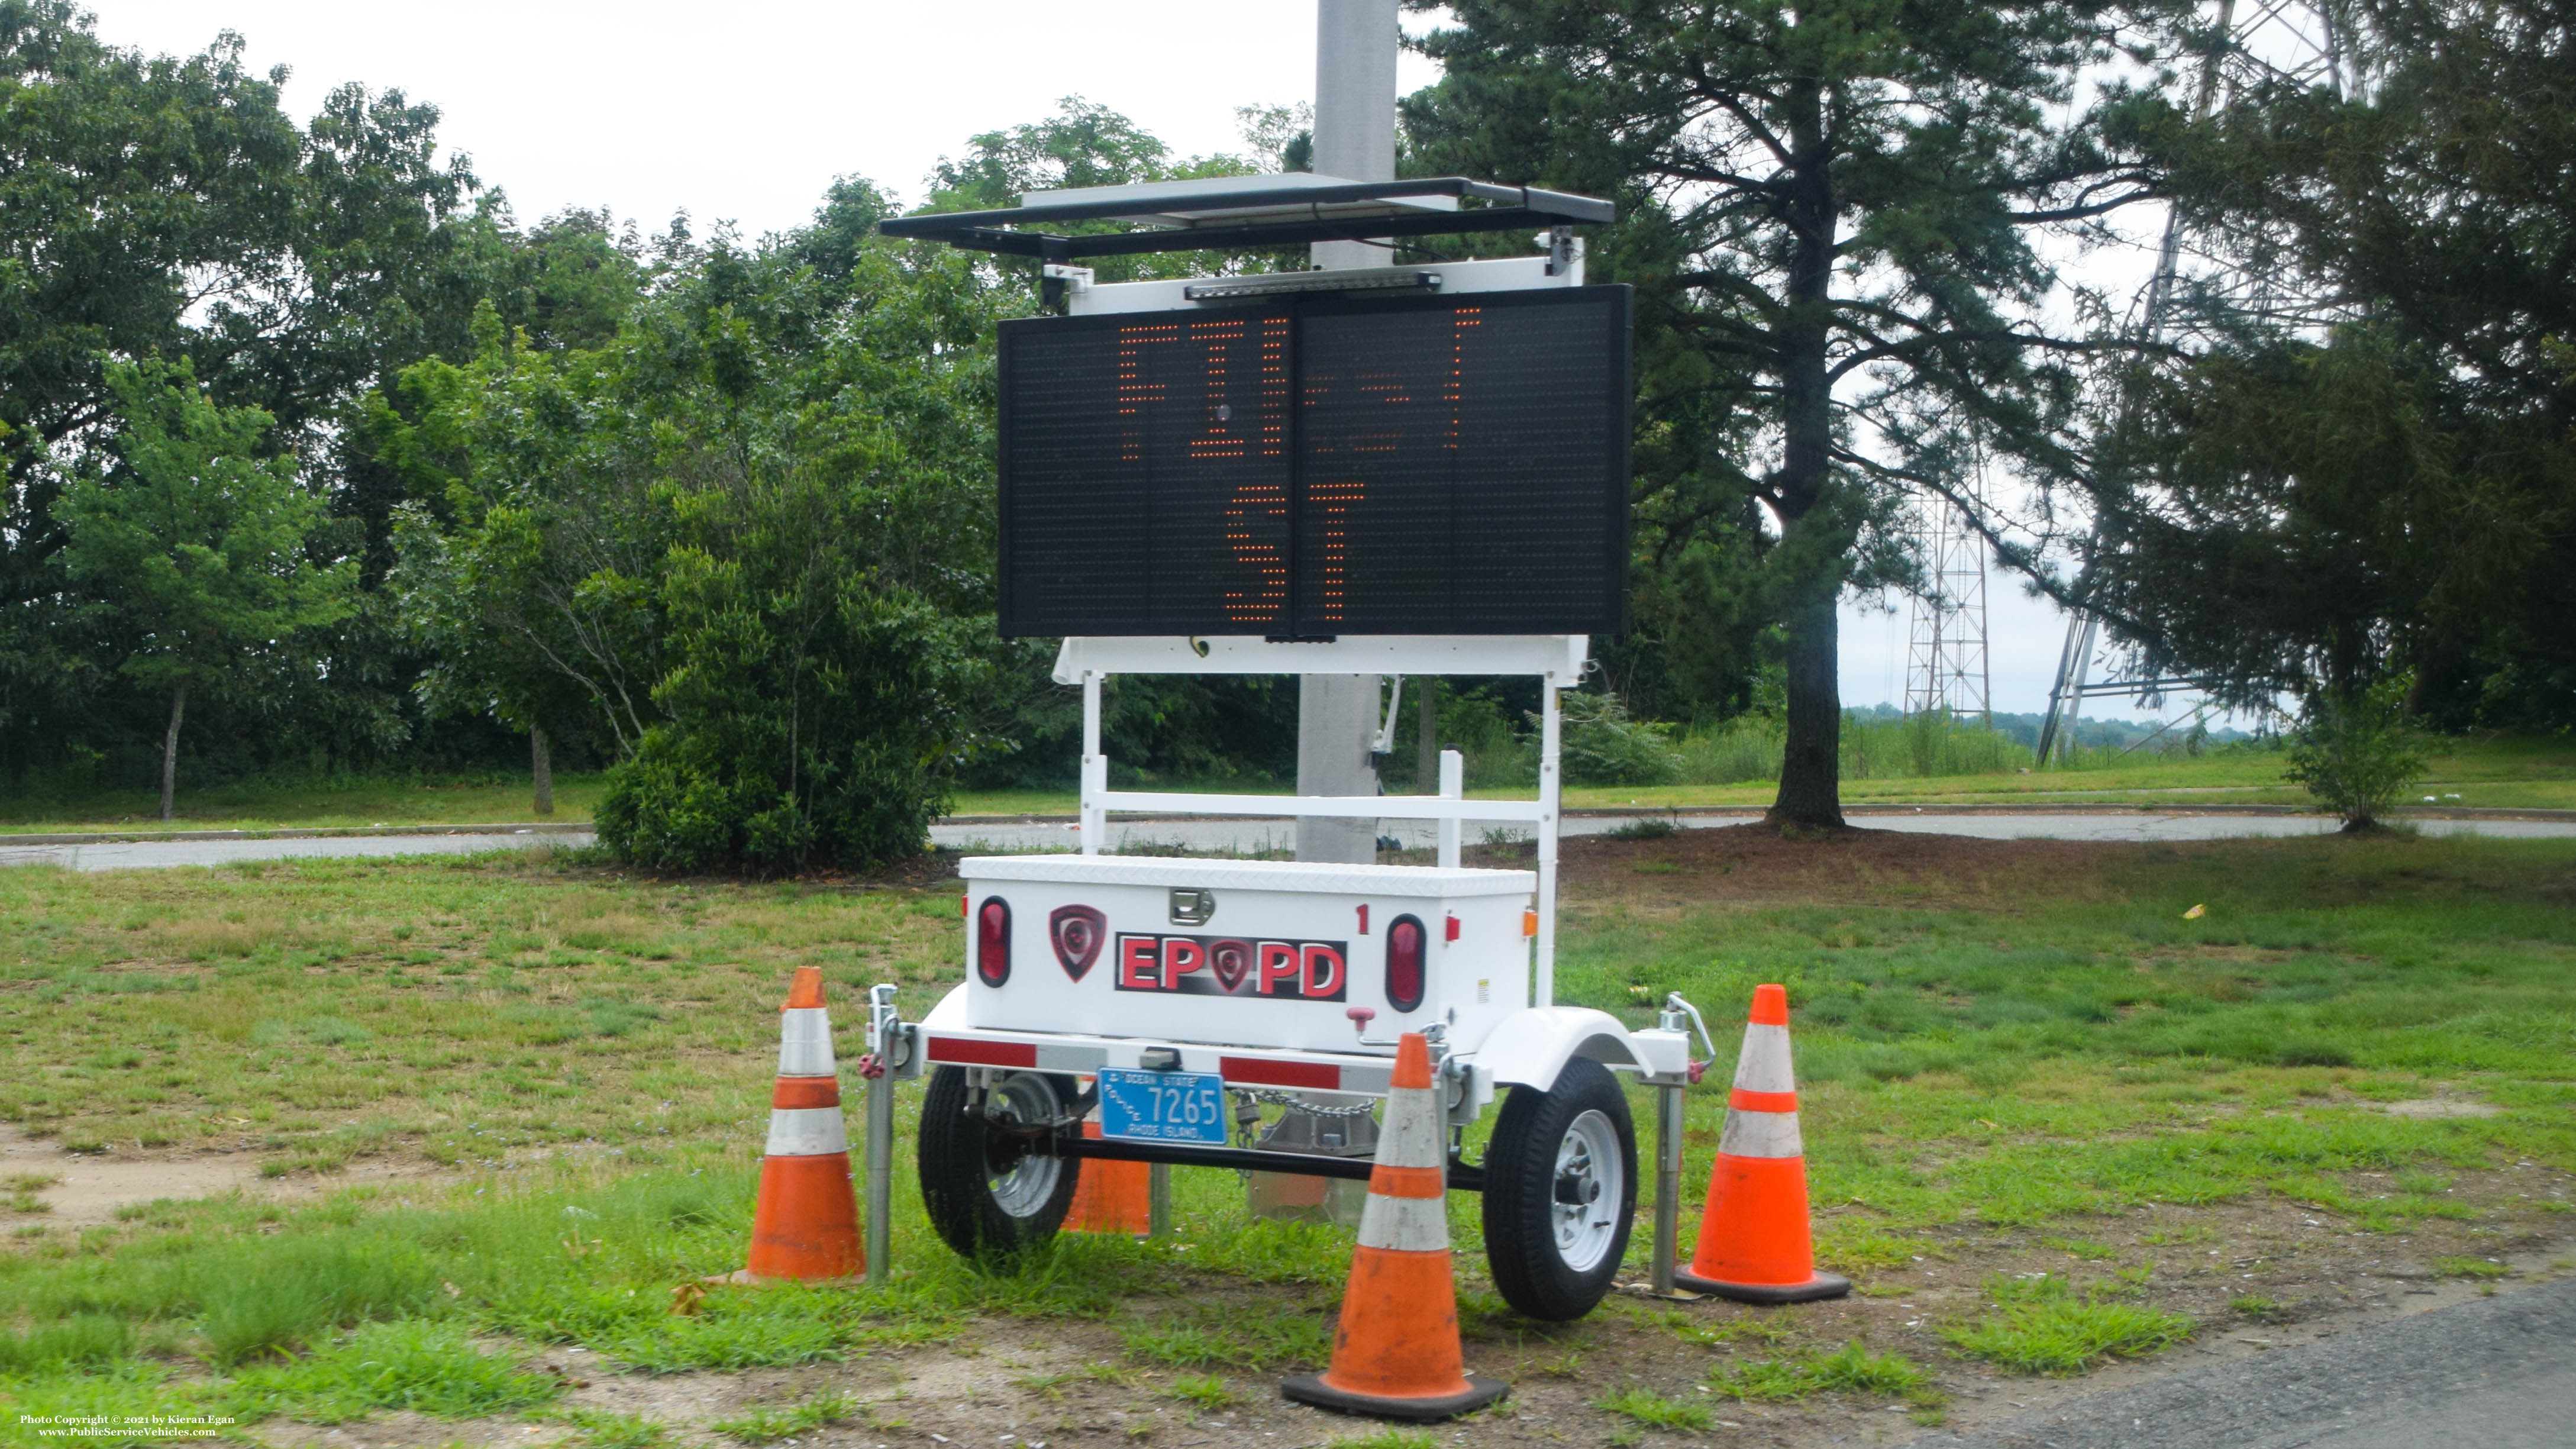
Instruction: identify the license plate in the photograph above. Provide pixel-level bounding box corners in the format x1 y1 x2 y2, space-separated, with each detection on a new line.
1097 1068 1228 1145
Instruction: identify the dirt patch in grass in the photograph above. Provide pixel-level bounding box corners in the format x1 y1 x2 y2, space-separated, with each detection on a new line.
0 1123 451 1227
1534 822 2132 910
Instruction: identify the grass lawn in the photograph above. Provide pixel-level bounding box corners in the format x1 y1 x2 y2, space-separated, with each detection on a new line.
1 734 2565 835
0 831 2569 1447
950 731 2576 817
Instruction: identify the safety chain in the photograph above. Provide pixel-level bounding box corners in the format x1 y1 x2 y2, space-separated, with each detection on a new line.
1228 1087 1380 1118
1229 1087 1379 1154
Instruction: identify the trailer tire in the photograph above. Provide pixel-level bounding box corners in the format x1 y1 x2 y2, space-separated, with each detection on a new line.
1480 1057 1636 1321
918 1065 1079 1263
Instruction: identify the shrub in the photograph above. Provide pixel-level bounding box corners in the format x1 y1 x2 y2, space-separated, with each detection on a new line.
2285 672 2426 829
596 469 984 874
1544 690 1681 786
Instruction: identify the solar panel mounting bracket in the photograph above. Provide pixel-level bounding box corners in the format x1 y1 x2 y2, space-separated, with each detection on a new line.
878 174 1613 260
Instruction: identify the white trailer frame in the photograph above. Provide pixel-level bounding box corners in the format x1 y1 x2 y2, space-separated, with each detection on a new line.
866 631 1715 1299
1055 632 1582 1008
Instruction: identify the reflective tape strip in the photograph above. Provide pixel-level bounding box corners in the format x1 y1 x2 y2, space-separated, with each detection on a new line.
1034 1043 1109 1072
1717 1108 1803 1160
764 1105 848 1157
1729 1087 1797 1114
1368 1164 1445 1200
1356 1191 1451 1252
773 1076 841 1110
1335 1064 1393 1096
1376 1086 1445 1169
1219 1056 1339 1090
777 1008 837 1077
1731 1022 1795 1094
928 1036 1037 1068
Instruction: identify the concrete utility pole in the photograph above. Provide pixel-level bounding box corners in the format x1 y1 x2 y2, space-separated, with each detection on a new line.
1296 0 1399 864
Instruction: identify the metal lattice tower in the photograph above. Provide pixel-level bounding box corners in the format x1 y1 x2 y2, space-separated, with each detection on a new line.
2033 0 2360 765
1904 496 1991 721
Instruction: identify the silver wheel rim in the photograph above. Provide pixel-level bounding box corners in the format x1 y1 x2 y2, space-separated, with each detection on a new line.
1550 1108 1622 1274
984 1073 1064 1218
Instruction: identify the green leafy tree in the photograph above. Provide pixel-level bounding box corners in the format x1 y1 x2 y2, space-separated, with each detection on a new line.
2080 327 2539 708
2071 0 2576 728
0 4 484 577
921 96 1268 286
55 362 357 818
0 2 302 609
0 3 602 786
383 304 673 768
1405 0 2189 825
387 178 1008 868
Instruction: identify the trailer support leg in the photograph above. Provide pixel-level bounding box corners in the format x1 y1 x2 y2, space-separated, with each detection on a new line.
865 1061 893 1285
1148 1162 1173 1238
1652 1079 1687 1298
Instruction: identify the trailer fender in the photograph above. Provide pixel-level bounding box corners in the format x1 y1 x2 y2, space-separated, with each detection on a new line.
921 983 969 1031
1473 1007 1645 1093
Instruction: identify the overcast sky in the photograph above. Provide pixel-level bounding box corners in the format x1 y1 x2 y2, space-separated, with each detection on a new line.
84 0 2195 722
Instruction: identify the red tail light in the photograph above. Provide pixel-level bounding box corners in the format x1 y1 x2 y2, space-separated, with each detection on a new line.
1384 914 1426 1013
976 898 1011 987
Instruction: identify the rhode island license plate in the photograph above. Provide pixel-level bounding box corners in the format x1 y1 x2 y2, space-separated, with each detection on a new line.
1097 1067 1228 1145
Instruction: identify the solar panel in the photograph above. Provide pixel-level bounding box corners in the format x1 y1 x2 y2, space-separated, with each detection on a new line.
998 286 1629 638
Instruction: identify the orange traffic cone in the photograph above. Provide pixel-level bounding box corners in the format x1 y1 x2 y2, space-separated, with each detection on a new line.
1063 1115 1151 1235
1672 984 1849 1303
739 967 864 1282
1281 1033 1507 1421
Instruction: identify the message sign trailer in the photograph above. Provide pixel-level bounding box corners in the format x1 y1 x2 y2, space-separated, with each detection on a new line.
864 636 1711 1319
868 177 1716 1321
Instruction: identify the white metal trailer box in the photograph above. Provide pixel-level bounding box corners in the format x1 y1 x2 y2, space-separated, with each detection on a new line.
959 855 1535 1056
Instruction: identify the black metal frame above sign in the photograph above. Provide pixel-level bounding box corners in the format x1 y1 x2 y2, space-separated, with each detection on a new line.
880 176 1615 260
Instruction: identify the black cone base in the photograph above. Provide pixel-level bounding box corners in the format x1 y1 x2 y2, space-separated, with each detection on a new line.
1671 1268 1851 1304
1281 1372 1510 1422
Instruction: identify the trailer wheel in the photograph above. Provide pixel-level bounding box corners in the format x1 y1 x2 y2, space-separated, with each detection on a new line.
1480 1057 1636 1321
918 1065 1078 1262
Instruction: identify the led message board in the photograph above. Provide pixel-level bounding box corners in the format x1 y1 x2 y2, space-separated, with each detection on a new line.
997 286 1631 638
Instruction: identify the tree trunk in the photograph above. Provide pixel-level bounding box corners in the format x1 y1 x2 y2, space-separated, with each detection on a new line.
531 724 554 817
1765 77 1848 830
160 682 187 823
1415 675 1439 790
1773 593 1845 827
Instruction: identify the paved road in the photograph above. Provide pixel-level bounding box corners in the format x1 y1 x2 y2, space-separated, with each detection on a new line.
1903 1277 2576 1448
0 830 594 872
929 809 2576 854
0 808 2563 872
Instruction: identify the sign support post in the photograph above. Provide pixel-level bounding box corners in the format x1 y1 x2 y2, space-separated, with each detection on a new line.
1295 0 1402 867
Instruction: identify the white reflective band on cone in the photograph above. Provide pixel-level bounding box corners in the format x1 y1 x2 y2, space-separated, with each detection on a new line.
1356 1192 1450 1253
1732 1023 1795 1094
1717 1108 1803 1160
764 1106 849 1157
777 1008 836 1077
1378 1086 1445 1168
